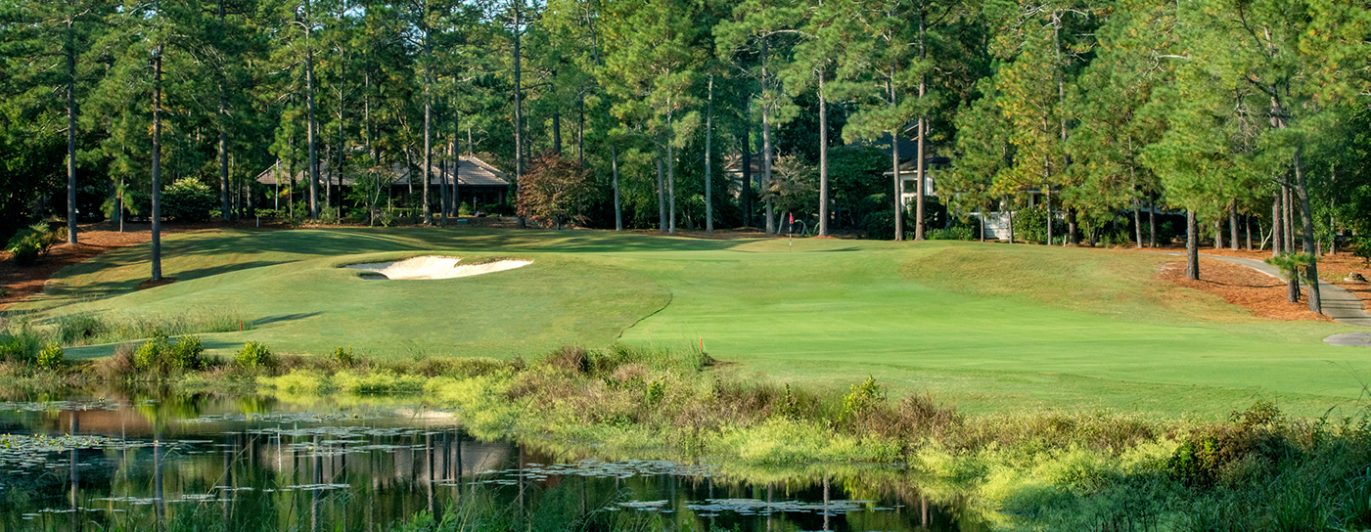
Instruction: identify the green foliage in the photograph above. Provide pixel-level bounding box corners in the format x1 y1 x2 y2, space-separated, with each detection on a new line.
35 343 64 370
132 333 205 372
236 341 275 370
161 178 216 223
332 346 358 368
840 376 886 422
5 223 56 266
1354 237 1371 266
861 209 914 240
55 313 106 345
1012 206 1062 245
0 327 42 364
926 226 975 241
132 334 171 370
1266 253 1316 281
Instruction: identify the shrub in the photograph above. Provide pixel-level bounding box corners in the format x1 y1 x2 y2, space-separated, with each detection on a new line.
5 223 56 266
1354 237 1371 266
332 346 358 368
162 178 216 223
130 334 204 372
35 343 64 370
0 329 41 363
236 341 275 369
1013 206 1063 245
841 376 886 422
56 313 106 345
133 334 171 370
926 226 975 241
1167 401 1292 488
170 336 205 370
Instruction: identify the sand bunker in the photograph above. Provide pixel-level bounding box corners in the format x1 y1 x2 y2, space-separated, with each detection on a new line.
345 256 531 280
1325 332 1371 348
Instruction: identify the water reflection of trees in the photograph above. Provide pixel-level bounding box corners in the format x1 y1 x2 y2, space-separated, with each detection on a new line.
4 400 970 531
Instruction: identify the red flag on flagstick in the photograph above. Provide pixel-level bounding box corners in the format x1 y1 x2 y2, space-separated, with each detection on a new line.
788 212 794 225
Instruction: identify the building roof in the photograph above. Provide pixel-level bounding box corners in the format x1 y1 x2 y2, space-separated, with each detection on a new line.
255 155 509 188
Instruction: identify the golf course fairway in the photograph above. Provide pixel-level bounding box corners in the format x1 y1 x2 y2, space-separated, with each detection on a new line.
20 227 1367 418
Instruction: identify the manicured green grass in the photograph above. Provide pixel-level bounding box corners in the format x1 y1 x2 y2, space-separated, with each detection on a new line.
14 227 1367 418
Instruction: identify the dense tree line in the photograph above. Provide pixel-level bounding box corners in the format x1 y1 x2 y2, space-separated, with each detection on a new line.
1 0 1368 305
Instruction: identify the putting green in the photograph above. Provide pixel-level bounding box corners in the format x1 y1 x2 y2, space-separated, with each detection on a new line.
19 227 1368 417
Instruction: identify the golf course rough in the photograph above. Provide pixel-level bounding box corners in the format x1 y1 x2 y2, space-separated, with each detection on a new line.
27 227 1370 418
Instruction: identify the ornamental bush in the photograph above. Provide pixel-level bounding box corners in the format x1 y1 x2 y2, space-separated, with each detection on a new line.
162 178 216 223
5 223 56 266
35 343 64 370
236 341 275 370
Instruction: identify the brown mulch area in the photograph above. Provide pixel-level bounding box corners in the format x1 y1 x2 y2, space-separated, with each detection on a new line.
1159 258 1332 322
1138 245 1371 313
0 226 151 310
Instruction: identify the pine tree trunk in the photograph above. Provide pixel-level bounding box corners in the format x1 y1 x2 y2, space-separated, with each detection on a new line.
1271 191 1282 257
740 124 752 228
656 151 666 231
1045 181 1054 246
888 76 902 242
667 142 676 233
890 130 902 241
1214 218 1223 249
705 75 714 233
151 46 164 282
1229 205 1238 251
512 2 523 178
817 74 828 237
577 93 585 166
611 142 622 231
304 0 320 220
65 18 78 244
336 46 345 222
761 43 775 235
1147 200 1156 247
512 1 525 227
1132 198 1143 248
217 0 231 222
762 102 775 234
1185 210 1198 281
1245 215 1252 250
439 130 449 221
452 112 460 216
667 105 675 233
913 5 927 241
421 12 433 226
1277 186 1288 252
552 110 562 155
1291 148 1322 313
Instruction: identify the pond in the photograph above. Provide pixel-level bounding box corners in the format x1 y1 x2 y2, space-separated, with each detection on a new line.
0 394 973 531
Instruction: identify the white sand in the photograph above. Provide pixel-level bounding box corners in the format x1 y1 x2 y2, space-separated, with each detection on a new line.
346 256 531 280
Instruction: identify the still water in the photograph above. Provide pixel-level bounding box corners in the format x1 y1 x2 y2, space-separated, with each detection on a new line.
0 395 971 531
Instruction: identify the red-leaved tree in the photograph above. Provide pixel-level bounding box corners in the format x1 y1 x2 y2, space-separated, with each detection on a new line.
517 154 596 229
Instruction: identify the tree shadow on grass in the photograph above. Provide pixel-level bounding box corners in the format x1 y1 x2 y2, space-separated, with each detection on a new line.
251 312 322 327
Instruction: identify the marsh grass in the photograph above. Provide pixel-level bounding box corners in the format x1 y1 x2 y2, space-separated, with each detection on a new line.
12 342 1371 529
3 309 252 353
260 346 1371 530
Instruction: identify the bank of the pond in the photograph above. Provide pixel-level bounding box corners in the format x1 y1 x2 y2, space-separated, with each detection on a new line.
3 342 1371 529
